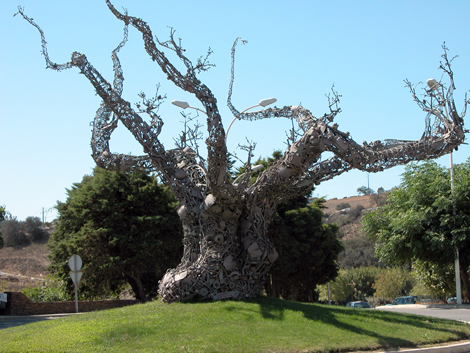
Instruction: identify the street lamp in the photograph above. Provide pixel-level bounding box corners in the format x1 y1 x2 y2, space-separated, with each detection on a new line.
232 164 264 185
427 78 462 305
171 97 277 142
171 100 208 116
225 98 277 142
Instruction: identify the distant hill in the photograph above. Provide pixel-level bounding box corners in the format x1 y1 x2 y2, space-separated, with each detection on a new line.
323 195 375 212
0 233 51 292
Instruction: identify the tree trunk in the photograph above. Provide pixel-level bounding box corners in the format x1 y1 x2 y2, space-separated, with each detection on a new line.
460 266 470 303
158 199 278 302
127 273 147 302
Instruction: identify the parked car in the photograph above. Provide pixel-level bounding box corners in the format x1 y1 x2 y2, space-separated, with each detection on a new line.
392 296 417 305
447 297 457 304
345 301 371 308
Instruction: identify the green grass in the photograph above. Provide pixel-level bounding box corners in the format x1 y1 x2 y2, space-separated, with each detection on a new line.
2 297 470 353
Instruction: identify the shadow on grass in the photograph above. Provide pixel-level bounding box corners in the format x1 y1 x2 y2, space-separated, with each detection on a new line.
238 296 470 350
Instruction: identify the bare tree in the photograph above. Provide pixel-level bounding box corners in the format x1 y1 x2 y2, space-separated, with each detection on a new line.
17 3 468 303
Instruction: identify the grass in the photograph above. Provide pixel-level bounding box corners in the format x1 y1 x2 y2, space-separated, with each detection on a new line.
1 296 470 352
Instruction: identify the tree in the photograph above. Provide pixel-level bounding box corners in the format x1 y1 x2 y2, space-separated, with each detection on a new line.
23 216 46 243
411 259 455 297
317 266 381 303
357 186 387 207
265 198 342 302
338 236 382 269
357 186 374 196
362 160 470 301
1 218 30 247
373 267 414 300
48 167 183 301
18 5 468 302
0 206 5 247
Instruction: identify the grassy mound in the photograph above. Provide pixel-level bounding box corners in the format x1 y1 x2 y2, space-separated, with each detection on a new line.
2 297 470 352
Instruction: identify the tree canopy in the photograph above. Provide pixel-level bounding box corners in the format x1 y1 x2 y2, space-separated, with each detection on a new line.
265 197 342 302
362 159 470 298
48 167 183 301
0 205 5 247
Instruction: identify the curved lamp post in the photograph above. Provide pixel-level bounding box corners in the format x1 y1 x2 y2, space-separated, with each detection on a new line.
427 78 462 305
171 98 277 142
171 100 208 116
225 98 277 142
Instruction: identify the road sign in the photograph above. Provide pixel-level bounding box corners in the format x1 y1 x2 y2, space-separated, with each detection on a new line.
68 254 83 313
69 271 83 286
68 255 82 272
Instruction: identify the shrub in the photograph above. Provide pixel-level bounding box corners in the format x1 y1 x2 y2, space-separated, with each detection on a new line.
21 285 65 302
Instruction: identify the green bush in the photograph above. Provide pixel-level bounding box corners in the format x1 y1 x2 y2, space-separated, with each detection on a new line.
21 285 65 302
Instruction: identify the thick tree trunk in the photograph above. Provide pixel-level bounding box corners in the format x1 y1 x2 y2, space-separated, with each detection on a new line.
158 199 278 302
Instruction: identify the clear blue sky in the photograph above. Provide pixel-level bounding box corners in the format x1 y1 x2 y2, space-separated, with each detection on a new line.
2 0 470 221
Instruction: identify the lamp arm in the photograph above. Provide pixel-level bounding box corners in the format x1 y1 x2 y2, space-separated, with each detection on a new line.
225 103 260 141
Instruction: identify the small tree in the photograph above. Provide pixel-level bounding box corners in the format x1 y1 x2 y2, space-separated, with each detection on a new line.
48 167 183 301
362 159 470 302
336 202 351 211
1 218 30 247
357 186 374 196
373 267 414 300
0 206 5 247
23 216 46 243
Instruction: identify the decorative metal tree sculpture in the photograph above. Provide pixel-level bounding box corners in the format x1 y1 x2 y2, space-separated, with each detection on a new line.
17 2 468 303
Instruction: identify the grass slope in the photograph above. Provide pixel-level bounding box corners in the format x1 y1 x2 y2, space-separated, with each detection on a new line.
2 297 470 353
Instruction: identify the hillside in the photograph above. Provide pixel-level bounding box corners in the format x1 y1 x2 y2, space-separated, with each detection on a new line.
323 195 375 212
0 240 50 292
0 195 376 292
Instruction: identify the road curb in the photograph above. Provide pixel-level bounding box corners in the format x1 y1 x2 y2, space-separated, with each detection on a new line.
374 341 470 353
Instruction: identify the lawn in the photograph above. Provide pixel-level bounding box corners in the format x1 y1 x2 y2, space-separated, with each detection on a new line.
2 297 470 352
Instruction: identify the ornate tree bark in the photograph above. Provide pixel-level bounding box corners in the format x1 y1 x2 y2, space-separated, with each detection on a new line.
18 5 468 302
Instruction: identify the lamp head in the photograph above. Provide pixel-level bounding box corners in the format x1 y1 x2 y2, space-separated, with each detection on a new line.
251 165 264 172
259 98 277 107
427 78 439 91
172 100 190 109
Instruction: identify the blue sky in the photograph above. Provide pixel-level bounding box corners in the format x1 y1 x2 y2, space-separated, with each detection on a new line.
2 0 470 221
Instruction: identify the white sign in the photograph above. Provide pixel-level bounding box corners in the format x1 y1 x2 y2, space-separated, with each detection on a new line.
69 271 83 286
68 254 83 272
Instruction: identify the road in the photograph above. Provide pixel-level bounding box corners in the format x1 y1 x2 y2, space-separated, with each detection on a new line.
376 304 470 323
0 314 76 330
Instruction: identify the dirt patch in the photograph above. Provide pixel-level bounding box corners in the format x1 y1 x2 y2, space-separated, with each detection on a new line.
323 195 373 212
0 240 51 292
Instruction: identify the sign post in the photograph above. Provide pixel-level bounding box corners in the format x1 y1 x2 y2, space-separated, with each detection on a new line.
68 254 83 313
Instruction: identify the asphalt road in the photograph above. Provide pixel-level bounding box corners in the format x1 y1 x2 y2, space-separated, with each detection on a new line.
376 304 470 323
0 314 76 330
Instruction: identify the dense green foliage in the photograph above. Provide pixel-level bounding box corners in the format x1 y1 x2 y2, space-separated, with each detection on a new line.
265 197 342 302
0 215 46 247
0 205 5 247
317 266 415 305
3 297 470 352
362 160 470 298
21 285 66 302
373 267 414 299
338 235 381 268
48 167 183 301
